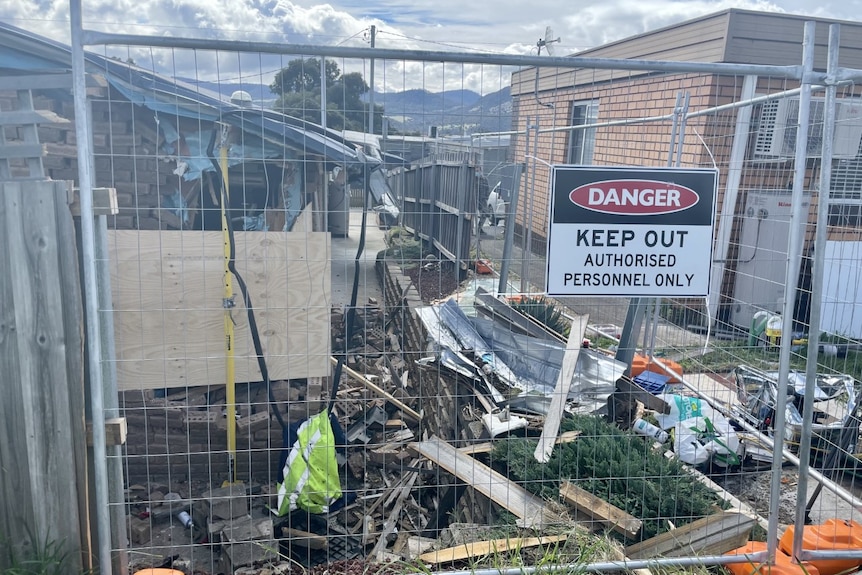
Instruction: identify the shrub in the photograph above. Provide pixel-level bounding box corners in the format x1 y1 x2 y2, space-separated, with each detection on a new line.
492 413 725 541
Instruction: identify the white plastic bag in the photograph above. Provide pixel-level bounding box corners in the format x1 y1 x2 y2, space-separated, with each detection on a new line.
654 393 713 430
673 415 741 468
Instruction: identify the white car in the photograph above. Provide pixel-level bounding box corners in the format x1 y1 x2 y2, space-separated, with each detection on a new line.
479 183 507 229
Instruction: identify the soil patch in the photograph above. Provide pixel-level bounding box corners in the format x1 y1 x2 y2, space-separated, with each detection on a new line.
717 467 799 525
402 263 462 304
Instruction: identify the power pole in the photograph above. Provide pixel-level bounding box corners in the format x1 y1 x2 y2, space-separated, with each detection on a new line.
369 25 376 134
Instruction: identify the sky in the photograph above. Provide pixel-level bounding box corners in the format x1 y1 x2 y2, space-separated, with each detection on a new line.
3 0 862 94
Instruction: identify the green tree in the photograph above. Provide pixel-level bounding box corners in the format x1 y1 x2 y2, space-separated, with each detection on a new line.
270 58 340 94
270 58 382 132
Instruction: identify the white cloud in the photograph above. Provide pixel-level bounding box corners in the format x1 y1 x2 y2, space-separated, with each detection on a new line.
1 0 858 94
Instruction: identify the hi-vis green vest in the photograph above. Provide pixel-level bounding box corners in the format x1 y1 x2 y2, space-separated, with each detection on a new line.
276 410 342 515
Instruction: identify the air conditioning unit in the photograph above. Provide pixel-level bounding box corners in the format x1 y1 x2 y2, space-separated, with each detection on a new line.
753 97 862 160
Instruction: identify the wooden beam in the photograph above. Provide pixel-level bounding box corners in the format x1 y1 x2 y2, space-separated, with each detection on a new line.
86 417 127 447
334 357 421 421
0 73 104 91
684 464 769 532
534 314 589 463
0 109 69 126
370 462 420 559
69 187 119 217
559 480 642 539
0 143 46 158
458 431 581 456
419 535 568 564
412 436 560 529
625 511 756 559
615 375 670 415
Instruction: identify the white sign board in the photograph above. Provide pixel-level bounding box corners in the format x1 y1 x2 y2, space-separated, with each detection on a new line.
546 166 717 297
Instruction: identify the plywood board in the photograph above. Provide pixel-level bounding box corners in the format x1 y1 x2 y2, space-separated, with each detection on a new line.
412 436 560 529
109 230 331 390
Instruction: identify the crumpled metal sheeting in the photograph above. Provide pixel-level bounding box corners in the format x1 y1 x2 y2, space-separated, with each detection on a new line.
437 299 526 391
417 299 626 414
471 316 625 413
414 305 506 403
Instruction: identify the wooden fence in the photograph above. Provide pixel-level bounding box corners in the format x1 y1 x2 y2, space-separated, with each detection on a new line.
0 180 88 572
387 157 478 268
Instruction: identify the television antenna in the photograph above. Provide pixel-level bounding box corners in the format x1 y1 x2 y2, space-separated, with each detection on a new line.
537 26 561 56
523 25 561 293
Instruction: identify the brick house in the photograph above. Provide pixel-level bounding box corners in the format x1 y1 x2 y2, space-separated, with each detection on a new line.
510 9 862 332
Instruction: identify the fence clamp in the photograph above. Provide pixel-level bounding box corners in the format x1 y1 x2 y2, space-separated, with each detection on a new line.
223 296 237 325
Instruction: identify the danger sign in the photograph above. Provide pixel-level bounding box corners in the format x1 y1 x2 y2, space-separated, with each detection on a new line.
546 166 717 297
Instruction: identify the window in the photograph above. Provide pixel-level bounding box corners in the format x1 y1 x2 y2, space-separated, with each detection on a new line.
567 99 599 165
827 154 862 227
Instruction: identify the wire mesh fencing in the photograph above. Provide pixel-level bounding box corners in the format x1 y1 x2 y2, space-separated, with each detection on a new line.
54 19 862 575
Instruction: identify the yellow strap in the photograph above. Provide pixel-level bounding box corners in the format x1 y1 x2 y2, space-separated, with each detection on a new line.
219 127 237 485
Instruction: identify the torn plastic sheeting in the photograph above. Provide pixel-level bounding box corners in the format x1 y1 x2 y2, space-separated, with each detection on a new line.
162 189 189 225
158 122 284 181
470 316 624 413
369 169 400 221
438 299 525 391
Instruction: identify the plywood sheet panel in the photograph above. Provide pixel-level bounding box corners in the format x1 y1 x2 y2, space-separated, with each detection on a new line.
109 230 331 390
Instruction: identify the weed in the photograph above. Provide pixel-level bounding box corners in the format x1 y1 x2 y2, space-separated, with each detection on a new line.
677 339 862 384
0 526 86 575
511 296 570 337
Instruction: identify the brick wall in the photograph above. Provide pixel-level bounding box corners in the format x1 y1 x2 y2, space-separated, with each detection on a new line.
119 378 322 485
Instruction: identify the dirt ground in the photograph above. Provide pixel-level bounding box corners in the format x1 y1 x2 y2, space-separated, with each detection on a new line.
715 459 862 531
402 263 462 304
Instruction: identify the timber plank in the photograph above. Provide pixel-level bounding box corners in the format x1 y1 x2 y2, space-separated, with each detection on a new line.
0 181 84 570
534 314 589 463
459 431 580 455
559 480 642 539
412 436 560 529
625 511 756 558
334 358 421 421
108 230 331 390
419 535 568 564
54 180 91 568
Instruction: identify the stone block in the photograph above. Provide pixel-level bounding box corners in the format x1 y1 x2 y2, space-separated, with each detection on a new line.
127 516 151 545
203 482 248 520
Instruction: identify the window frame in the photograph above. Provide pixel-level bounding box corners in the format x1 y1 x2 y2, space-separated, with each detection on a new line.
567 99 599 165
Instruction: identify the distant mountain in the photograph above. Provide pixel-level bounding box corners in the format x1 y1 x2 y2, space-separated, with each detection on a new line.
374 87 511 135
176 78 511 135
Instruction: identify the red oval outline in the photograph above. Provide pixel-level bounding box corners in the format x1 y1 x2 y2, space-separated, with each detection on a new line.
568 179 699 215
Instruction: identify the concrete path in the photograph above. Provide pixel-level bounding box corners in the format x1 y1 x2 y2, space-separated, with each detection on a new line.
330 209 387 309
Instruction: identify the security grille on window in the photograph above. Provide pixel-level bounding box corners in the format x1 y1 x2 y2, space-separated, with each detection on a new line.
568 99 599 165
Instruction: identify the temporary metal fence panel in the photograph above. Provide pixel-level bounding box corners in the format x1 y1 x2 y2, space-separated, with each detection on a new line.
49 7 862 575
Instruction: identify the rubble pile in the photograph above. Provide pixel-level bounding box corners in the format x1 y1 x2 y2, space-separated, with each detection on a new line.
121 263 763 574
